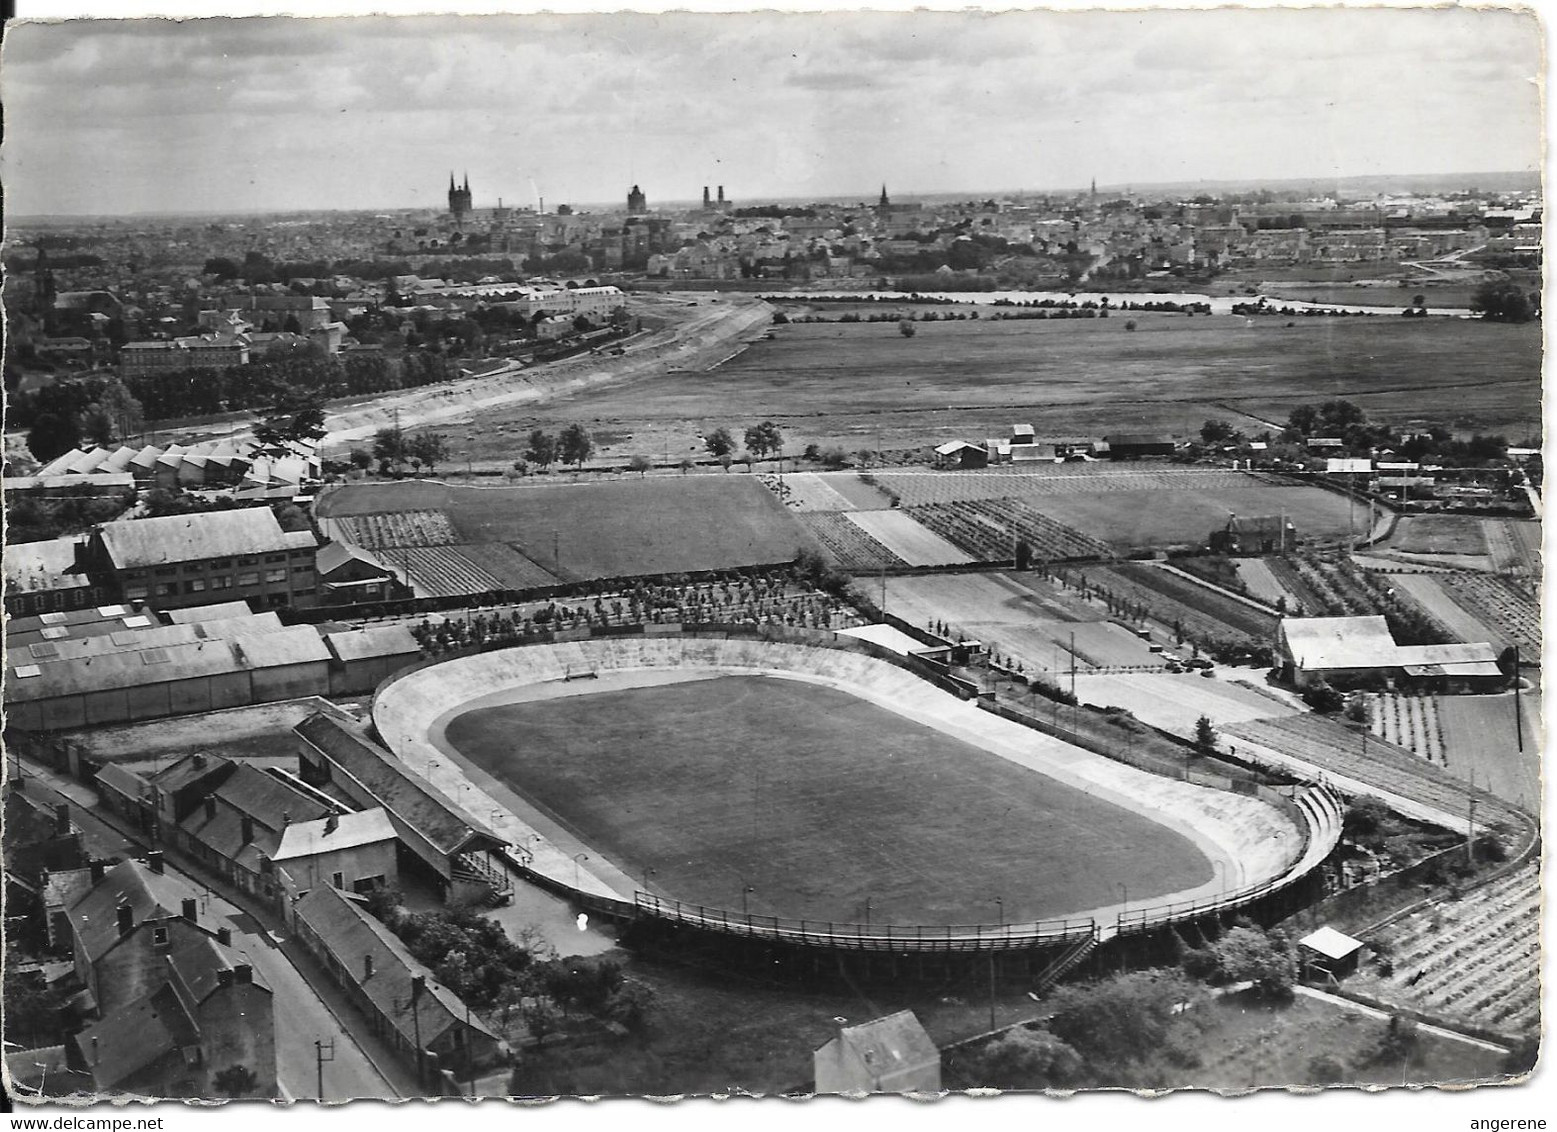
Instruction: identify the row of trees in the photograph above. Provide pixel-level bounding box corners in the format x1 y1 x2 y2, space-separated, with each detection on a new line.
519 424 594 472
1199 398 1514 466
365 426 452 475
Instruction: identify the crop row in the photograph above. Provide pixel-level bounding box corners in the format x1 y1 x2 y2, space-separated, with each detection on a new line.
906 499 1110 562
399 545 505 597
1367 693 1445 764
797 512 908 571
1373 863 1540 1033
336 509 461 549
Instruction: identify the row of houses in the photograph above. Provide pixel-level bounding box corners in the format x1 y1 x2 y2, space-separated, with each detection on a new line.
32 437 321 494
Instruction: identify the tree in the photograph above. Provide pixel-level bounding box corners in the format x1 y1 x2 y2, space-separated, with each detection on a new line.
1046 969 1206 1071
969 1028 1083 1089
1286 405 1319 437
1193 714 1218 758
348 446 373 471
704 427 736 459
1210 926 1298 999
372 425 406 472
80 381 144 447
558 422 593 469
628 454 653 477
26 413 80 461
1200 419 1236 446
254 387 328 450
408 432 450 474
525 429 557 470
523 998 564 1049
898 319 917 337
1471 278 1535 324
1343 694 1371 726
213 1065 260 1098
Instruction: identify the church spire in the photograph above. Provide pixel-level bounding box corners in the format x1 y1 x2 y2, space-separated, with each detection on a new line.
879 184 889 208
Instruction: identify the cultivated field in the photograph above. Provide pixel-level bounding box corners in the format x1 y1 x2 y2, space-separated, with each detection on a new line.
457 313 1541 465
907 500 1109 562
1439 575 1540 655
760 472 863 512
1365 692 1446 765
869 466 1264 505
843 510 973 566
443 673 1209 924
317 477 816 583
1078 563 1275 647
1435 692 1542 808
1386 573 1505 646
1031 484 1361 553
1353 862 1540 1037
795 512 906 571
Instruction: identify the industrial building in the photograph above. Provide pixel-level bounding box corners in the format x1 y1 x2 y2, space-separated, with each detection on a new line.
1276 615 1504 692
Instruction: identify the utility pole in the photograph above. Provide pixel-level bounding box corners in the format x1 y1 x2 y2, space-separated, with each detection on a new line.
1513 644 1523 751
988 953 997 1032
314 1038 334 1102
1467 797 1478 867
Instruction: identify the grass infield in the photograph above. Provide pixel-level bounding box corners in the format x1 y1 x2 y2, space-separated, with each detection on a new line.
443 673 1210 925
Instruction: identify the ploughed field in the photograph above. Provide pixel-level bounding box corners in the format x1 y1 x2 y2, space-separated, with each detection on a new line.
317 477 816 587
443 674 1210 925
482 314 1541 458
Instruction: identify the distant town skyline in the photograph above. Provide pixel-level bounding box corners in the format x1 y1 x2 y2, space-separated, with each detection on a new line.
0 8 1542 218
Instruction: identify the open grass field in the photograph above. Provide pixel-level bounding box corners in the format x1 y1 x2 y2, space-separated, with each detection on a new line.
316 477 815 583
1071 672 1301 736
1027 484 1361 553
1386 515 1490 556
467 312 1541 462
882 571 1164 673
842 509 973 566
1439 575 1540 655
1386 574 1504 647
443 673 1209 925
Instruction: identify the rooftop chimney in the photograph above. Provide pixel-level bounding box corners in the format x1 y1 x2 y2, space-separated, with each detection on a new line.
182 898 198 922
324 813 339 836
54 803 71 835
240 816 255 845
192 754 206 770
90 860 106 883
217 927 233 946
217 969 234 987
116 906 133 937
410 974 426 1001
234 964 253 985
363 954 375 981
147 850 164 875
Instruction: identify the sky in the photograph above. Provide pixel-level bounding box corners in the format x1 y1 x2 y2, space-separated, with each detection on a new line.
0 4 1545 216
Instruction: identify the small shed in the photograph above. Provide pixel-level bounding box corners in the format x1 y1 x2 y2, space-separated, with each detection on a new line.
933 440 987 470
1299 926 1367 983
814 1010 940 1094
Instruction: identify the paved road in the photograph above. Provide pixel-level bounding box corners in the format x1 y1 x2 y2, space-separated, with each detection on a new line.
13 759 402 1101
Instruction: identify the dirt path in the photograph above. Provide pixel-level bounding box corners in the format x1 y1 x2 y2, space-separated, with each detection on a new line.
320 295 773 450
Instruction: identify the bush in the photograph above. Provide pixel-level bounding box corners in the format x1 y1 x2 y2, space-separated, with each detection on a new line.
967 1027 1083 1089
1306 1054 1348 1085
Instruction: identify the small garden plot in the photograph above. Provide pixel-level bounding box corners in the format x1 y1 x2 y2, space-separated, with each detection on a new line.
400 545 505 597
759 472 861 512
1368 693 1444 764
1385 516 1490 557
334 509 461 549
1440 576 1539 656
843 510 973 566
797 512 907 571
1233 557 1296 609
